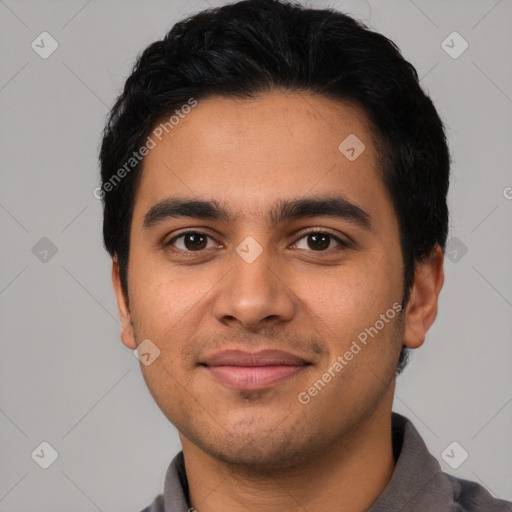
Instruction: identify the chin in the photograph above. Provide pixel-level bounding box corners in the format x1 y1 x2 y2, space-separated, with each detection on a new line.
182 416 318 472
204 439 312 472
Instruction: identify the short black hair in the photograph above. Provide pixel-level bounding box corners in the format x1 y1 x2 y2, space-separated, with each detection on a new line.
99 0 450 373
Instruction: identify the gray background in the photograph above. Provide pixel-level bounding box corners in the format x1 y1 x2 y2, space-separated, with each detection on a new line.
1 0 511 510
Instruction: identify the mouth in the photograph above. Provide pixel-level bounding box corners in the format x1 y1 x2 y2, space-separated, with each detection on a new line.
199 349 312 391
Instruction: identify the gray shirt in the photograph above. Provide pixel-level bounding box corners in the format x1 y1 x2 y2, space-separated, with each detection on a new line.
141 413 512 511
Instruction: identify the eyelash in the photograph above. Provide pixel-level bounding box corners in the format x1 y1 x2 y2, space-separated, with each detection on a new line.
165 229 350 255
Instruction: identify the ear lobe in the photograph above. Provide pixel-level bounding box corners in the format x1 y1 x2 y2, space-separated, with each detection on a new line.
402 244 444 350
111 257 137 350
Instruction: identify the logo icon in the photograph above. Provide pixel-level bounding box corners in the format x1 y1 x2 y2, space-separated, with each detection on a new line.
31 441 59 469
236 236 263 264
134 339 161 366
441 32 468 59
338 134 366 161
32 237 58 263
445 237 468 263
31 32 59 59
441 441 469 469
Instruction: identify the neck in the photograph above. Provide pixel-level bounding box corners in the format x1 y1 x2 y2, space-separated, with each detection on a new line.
181 402 396 512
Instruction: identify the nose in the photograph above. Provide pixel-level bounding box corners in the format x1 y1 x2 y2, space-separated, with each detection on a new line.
212 242 296 331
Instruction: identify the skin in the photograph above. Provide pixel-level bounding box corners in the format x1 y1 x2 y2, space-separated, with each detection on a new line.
112 91 444 512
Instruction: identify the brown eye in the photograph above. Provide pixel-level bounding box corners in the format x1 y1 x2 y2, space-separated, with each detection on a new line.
307 232 330 250
294 231 347 252
167 231 213 252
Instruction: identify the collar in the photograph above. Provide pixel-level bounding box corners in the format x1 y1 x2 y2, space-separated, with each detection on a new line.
157 413 455 512
367 413 453 511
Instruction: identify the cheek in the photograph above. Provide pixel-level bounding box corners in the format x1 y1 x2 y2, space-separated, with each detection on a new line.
130 278 199 346
127 260 225 370
296 258 399 340
127 249 198 325
130 270 203 406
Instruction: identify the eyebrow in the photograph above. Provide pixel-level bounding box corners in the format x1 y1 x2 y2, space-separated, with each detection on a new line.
143 195 372 231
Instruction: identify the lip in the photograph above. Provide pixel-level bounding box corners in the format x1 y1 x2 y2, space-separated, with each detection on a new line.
200 349 311 390
201 349 309 367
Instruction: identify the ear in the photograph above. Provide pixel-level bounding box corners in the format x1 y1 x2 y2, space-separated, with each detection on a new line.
112 256 137 350
402 244 444 349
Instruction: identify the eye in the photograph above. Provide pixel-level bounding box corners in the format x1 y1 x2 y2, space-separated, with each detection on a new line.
166 231 219 252
165 229 349 255
292 231 348 252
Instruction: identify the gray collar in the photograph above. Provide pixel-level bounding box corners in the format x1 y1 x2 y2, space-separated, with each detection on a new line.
152 413 508 512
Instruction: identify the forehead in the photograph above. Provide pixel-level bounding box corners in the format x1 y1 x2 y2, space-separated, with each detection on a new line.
133 92 387 222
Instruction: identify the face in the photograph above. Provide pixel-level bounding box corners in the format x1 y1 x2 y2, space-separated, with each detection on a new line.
113 92 439 471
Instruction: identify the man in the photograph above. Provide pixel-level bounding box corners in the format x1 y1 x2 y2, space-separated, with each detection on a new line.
98 0 511 510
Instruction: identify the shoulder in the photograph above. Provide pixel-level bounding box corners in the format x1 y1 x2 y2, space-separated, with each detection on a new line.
139 493 164 512
444 473 512 512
